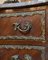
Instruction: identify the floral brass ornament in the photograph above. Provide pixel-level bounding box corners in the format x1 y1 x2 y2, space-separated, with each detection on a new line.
11 54 32 60
13 21 32 33
24 54 32 60
11 55 19 60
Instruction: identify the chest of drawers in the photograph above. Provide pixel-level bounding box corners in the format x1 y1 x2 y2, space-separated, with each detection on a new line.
0 1 48 60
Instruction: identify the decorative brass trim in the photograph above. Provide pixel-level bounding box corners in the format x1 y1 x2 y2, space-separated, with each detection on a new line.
0 11 45 40
0 36 45 40
0 45 45 60
0 11 45 17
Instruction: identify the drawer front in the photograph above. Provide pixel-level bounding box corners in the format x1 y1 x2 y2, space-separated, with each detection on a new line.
0 45 45 60
0 11 45 40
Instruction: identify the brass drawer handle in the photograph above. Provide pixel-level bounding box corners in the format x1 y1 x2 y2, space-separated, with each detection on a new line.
11 55 19 60
13 22 32 33
11 54 32 60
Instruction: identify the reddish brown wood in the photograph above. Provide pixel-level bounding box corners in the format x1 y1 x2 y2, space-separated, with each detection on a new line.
0 48 42 60
0 3 48 60
0 15 41 37
0 40 46 46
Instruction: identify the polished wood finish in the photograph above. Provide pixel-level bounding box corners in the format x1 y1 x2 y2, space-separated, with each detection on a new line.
0 14 41 36
0 1 48 60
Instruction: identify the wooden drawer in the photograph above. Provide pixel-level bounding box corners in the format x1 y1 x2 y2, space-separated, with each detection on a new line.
0 10 45 41
0 45 45 60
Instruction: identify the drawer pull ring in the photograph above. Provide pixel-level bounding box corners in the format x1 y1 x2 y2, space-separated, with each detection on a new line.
13 22 32 33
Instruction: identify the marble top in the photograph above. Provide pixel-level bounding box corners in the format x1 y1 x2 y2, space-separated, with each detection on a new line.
0 1 48 9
